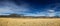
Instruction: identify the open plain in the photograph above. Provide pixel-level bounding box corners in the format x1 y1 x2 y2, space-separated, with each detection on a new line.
0 18 60 26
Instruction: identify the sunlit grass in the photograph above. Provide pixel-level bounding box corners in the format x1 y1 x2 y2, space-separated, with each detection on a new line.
0 18 60 26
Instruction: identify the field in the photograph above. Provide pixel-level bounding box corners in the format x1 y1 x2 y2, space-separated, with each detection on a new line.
0 18 60 26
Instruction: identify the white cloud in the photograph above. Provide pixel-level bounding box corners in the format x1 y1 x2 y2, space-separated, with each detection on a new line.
22 3 60 17
0 7 13 13
24 12 46 16
48 10 55 12
0 1 30 14
0 1 60 17
55 11 60 16
47 9 55 17
24 9 56 17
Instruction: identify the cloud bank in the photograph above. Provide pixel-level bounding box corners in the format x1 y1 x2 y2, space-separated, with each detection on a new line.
0 0 60 17
0 1 30 15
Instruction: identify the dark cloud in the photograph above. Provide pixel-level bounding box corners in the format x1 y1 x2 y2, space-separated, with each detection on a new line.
11 0 60 5
0 0 60 16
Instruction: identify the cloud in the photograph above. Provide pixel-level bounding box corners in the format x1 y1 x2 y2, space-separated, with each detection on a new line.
24 11 47 16
0 7 13 12
0 0 60 17
0 1 30 14
24 8 56 17
55 11 60 16
47 9 55 17
24 9 55 17
24 14 46 16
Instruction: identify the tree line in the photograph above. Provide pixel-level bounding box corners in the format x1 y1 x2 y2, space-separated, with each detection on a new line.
0 13 60 18
0 13 24 17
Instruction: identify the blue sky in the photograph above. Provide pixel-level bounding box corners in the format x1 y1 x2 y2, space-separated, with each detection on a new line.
0 0 60 17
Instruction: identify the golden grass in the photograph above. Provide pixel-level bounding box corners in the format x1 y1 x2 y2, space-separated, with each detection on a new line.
0 18 60 26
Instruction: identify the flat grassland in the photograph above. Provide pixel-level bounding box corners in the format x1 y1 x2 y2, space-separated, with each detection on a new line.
0 18 60 26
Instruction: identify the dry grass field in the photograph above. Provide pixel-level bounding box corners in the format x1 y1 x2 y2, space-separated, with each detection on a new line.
0 18 60 26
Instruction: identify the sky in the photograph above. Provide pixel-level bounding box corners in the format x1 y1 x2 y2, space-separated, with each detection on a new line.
0 0 60 17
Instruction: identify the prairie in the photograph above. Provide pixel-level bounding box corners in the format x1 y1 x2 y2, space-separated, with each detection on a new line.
0 18 60 26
